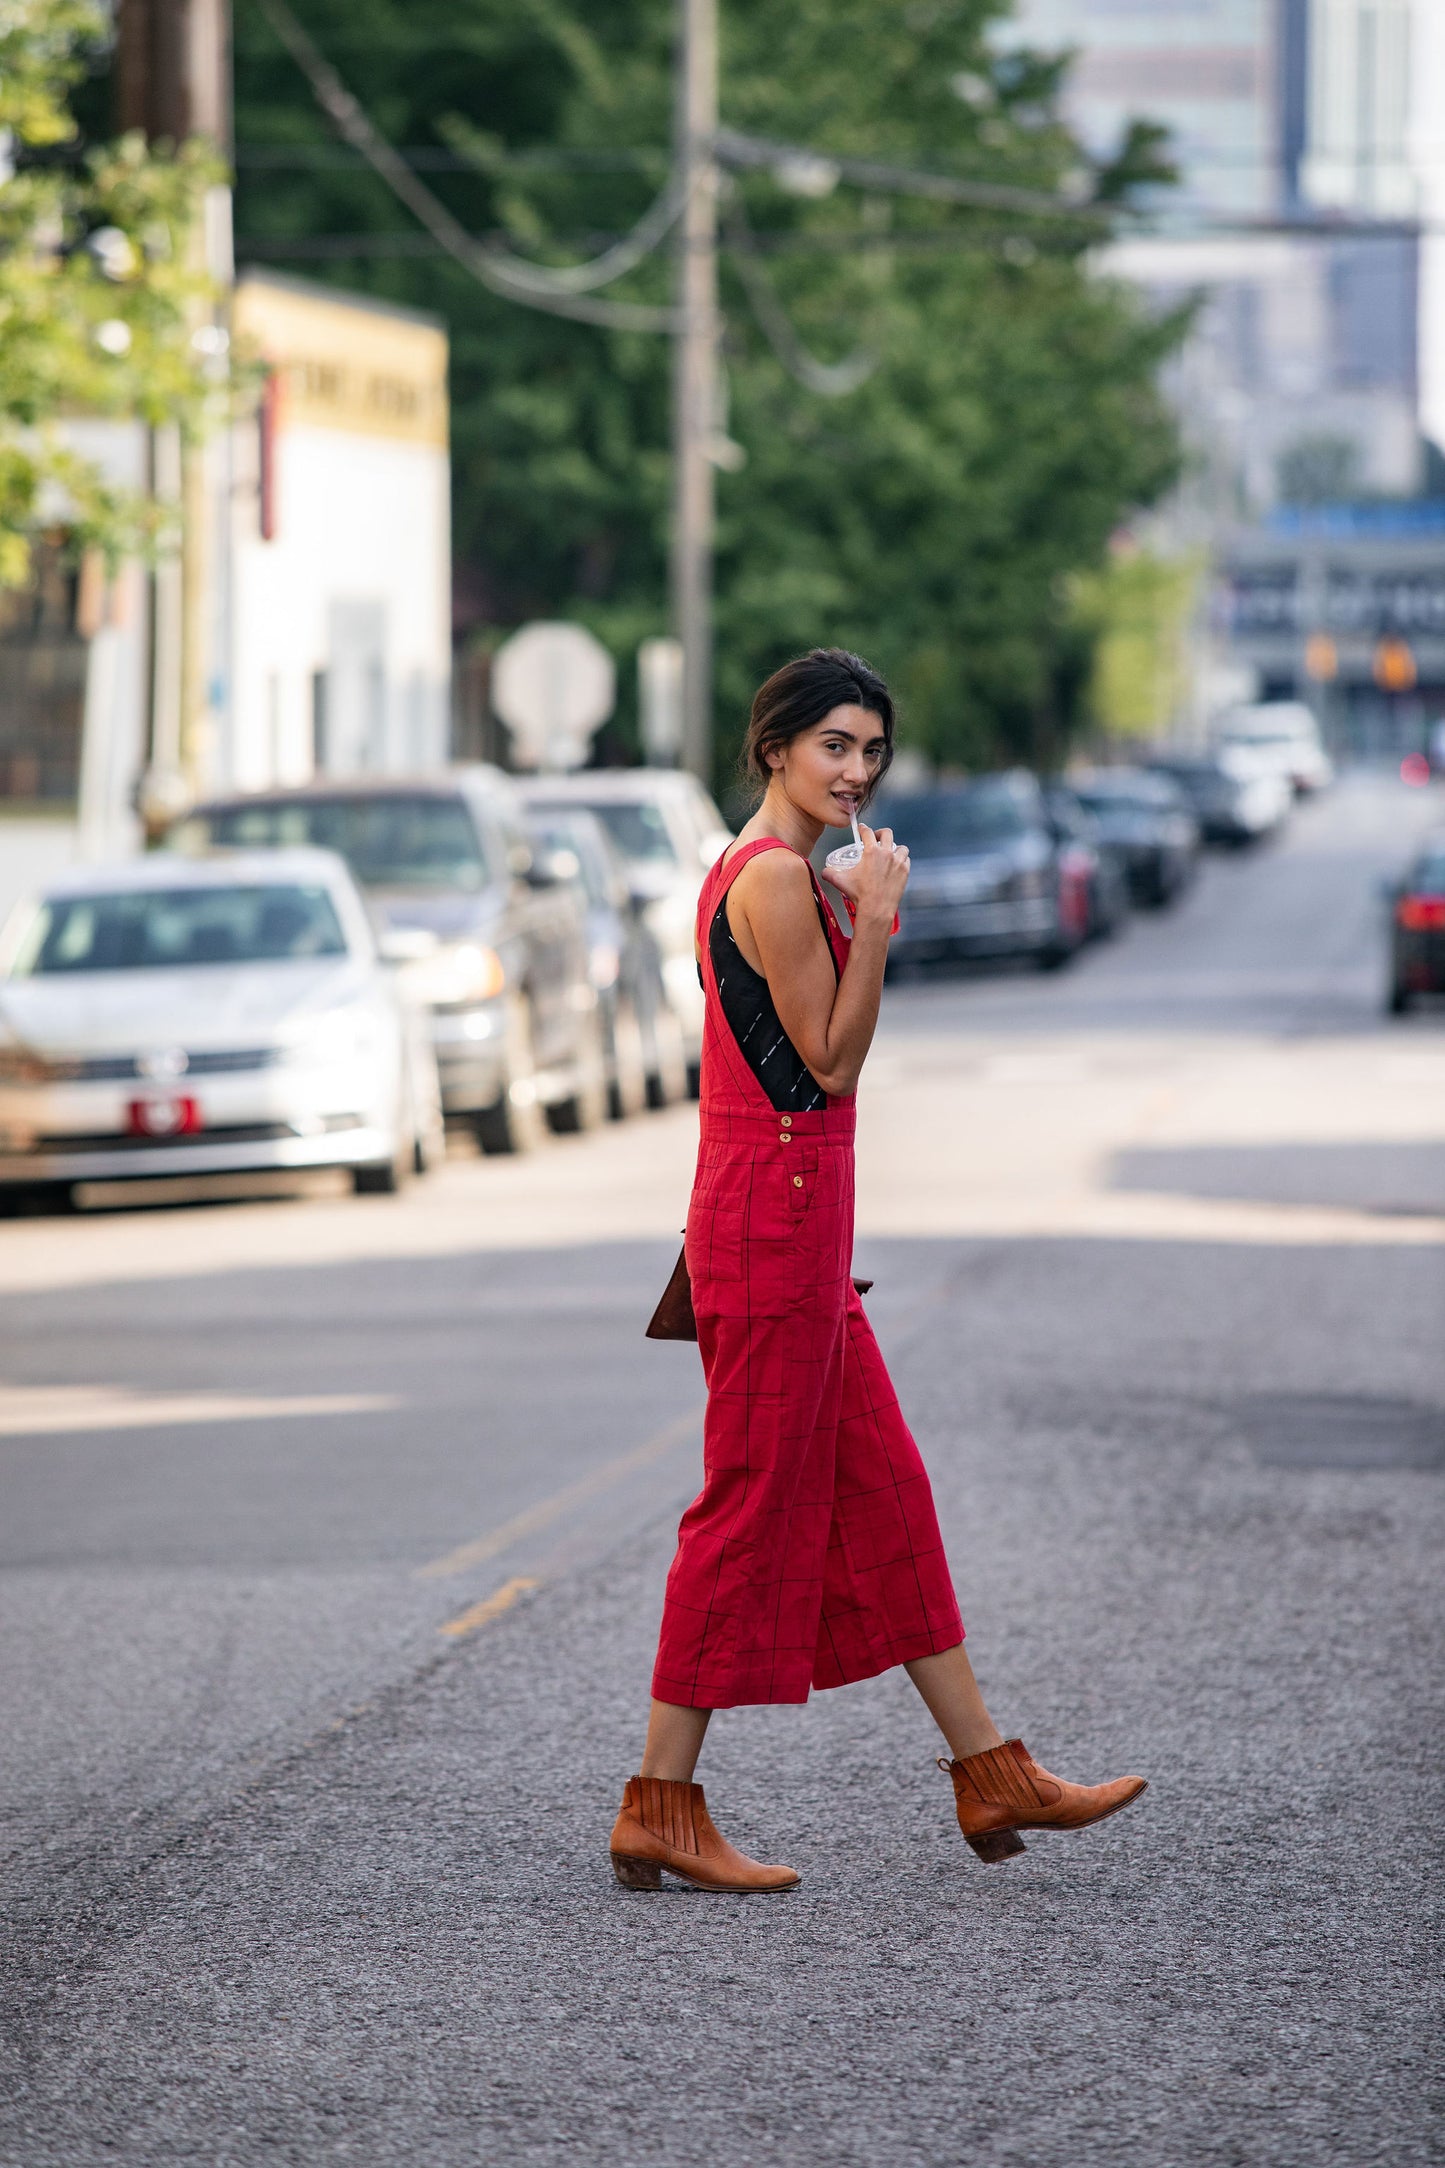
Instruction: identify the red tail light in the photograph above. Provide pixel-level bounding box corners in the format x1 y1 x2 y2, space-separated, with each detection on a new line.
1397 895 1445 932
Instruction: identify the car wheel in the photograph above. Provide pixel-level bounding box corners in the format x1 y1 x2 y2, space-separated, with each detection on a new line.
473 996 548 1155
1388 980 1412 1015
407 1044 446 1179
645 1000 690 1109
608 998 650 1121
354 1067 414 1194
548 1005 609 1135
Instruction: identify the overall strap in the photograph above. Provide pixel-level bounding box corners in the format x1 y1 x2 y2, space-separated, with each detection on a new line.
700 834 847 977
696 834 794 947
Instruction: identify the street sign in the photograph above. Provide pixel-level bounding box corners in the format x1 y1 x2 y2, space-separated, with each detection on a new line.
638 636 684 763
491 621 616 770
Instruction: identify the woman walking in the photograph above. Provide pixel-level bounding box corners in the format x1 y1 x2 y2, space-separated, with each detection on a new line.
610 649 1146 1892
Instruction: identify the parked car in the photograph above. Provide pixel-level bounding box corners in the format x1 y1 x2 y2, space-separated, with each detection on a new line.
168 770 603 1152
1145 752 1291 847
1215 701 1334 796
1386 833 1445 1013
1069 768 1199 907
517 770 732 1093
1042 784 1131 940
872 772 1086 972
519 801 688 1116
0 850 441 1201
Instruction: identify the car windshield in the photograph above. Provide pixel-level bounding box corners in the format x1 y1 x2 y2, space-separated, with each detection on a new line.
576 800 679 867
875 783 1031 858
180 796 488 891
9 884 348 976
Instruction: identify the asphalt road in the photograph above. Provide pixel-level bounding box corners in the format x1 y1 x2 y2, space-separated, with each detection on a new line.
3 773 1443 2167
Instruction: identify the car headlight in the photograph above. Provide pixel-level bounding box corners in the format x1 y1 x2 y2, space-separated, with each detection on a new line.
0 1045 50 1086
419 941 506 1009
282 1009 380 1066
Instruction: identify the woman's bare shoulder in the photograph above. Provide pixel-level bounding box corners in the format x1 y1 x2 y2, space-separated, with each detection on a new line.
729 846 812 903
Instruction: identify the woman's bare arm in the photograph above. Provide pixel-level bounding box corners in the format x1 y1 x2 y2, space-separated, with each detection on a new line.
727 829 909 1098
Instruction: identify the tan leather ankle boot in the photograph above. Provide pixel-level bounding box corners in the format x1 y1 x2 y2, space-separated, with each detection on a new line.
943 1739 1148 1863
609 1776 800 1892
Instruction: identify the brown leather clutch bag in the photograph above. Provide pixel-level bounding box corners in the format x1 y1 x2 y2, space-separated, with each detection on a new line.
646 1244 873 1342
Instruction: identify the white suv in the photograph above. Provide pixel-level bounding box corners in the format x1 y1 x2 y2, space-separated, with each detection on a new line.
1216 701 1334 796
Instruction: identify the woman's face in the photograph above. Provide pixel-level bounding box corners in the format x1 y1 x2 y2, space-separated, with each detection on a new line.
767 704 888 828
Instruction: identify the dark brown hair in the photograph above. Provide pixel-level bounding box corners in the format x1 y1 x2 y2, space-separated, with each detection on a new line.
741 648 895 808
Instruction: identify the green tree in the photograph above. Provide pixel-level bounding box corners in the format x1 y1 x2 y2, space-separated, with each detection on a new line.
0 0 225 586
229 0 1184 779
1071 545 1203 742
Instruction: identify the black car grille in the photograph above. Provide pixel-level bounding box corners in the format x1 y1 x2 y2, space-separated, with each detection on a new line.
34 1115 364 1154
36 1048 282 1082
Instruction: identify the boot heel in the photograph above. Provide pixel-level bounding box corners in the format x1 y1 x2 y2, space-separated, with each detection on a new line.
611 1851 663 1890
967 1828 1028 1864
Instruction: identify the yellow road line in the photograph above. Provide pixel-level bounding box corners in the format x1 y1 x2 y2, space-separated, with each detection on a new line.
416 1401 706 1581
0 1387 398 1437
439 1576 539 1639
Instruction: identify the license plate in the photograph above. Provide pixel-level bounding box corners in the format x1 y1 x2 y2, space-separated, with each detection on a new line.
128 1096 202 1138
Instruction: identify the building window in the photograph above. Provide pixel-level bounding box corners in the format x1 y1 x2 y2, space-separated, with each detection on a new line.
0 544 89 808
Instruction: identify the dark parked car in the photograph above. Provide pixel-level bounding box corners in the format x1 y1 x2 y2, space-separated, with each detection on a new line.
1042 784 1130 940
1145 753 1291 847
166 769 603 1152
1069 768 1199 907
1386 834 1445 1013
520 802 688 1115
872 773 1085 972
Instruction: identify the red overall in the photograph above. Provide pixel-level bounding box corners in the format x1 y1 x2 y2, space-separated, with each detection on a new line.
651 837 964 1710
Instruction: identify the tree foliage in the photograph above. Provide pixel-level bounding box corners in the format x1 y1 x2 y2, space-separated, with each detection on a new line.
231 0 1185 778
1071 545 1202 741
0 0 225 585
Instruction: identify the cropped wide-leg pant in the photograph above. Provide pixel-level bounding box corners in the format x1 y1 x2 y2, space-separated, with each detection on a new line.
651 1106 963 1710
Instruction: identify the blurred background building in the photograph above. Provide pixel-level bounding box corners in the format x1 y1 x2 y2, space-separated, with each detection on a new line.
0 278 451 922
228 272 451 793
1009 0 1445 752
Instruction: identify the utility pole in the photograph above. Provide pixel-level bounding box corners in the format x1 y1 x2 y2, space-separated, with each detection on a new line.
671 0 719 784
116 0 233 831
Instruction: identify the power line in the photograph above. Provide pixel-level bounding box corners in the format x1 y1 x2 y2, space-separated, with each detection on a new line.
716 125 1111 225
720 191 876 396
250 0 681 330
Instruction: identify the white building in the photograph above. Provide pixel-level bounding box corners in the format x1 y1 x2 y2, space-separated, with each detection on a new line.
226 272 451 792
0 272 452 921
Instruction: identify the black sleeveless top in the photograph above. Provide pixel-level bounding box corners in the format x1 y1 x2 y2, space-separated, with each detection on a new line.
708 889 837 1112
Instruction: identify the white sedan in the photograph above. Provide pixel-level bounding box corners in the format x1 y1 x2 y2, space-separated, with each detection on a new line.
0 849 442 1199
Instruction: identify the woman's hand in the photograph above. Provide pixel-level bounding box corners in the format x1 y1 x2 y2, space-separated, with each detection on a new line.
828 823 910 925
